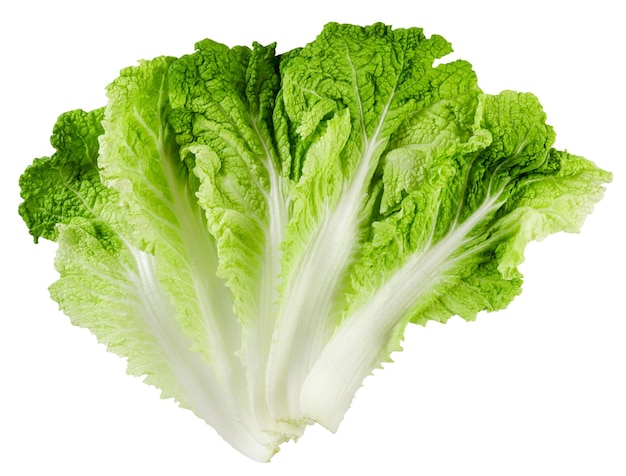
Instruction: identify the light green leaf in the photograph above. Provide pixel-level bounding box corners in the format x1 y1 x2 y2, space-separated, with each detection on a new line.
301 91 611 431
267 22 482 421
167 41 300 435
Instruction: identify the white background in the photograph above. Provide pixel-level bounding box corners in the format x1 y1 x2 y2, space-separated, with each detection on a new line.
1 1 624 474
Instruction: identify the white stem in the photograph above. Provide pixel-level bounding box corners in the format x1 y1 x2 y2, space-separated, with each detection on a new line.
301 193 502 431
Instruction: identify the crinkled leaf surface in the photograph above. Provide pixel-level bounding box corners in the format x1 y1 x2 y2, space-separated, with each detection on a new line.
18 22 611 462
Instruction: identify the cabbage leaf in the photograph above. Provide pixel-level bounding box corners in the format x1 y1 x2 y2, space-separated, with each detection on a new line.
18 23 611 461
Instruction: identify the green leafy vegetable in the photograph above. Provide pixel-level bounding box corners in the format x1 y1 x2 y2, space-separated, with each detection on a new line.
18 23 611 461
